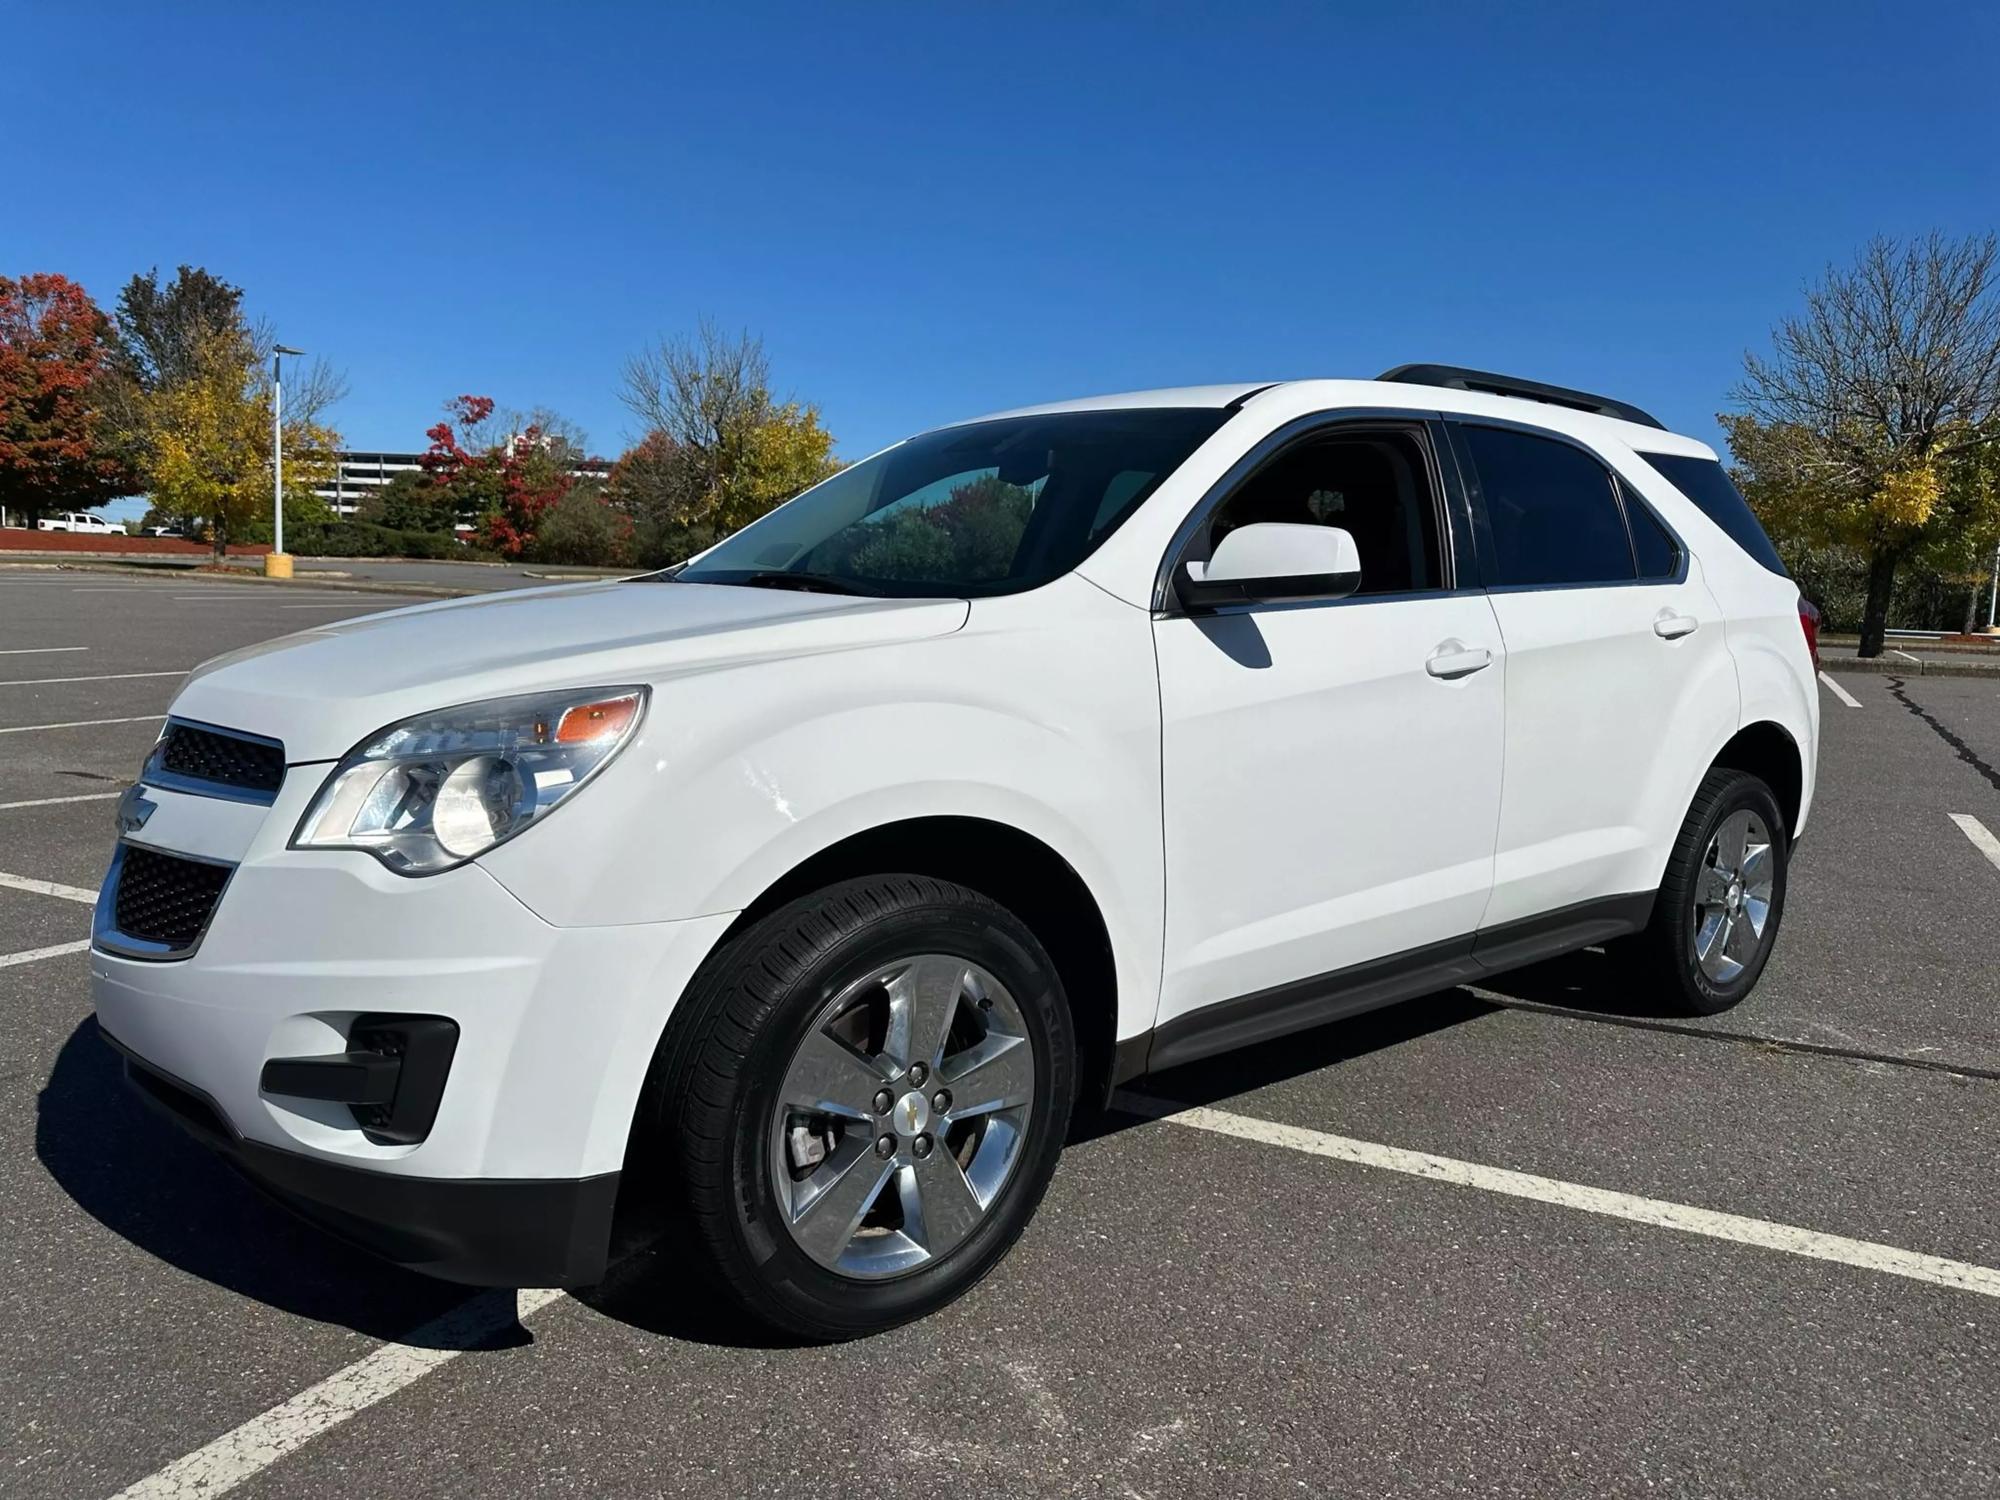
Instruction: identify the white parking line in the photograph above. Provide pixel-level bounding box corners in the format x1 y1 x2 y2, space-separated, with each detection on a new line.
1890 648 1922 664
1949 813 2000 876
0 939 90 969
1818 672 1864 708
0 790 123 811
111 1289 565 1500
1119 1096 2000 1299
0 870 98 903
0 714 163 736
0 669 186 687
0 645 88 656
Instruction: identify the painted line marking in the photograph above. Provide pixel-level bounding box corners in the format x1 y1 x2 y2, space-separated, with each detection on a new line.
1117 1096 2000 1300
0 790 123 811
0 939 90 969
1818 672 1864 708
0 670 186 687
110 1288 564 1500
1891 648 1923 664
1949 813 2000 876
0 645 88 656
0 714 163 736
0 870 98 904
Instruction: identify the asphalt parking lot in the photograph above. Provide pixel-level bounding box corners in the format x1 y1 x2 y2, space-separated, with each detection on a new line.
2 571 1997 1499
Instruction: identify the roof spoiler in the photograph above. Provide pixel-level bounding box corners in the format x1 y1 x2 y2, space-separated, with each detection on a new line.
1376 363 1665 430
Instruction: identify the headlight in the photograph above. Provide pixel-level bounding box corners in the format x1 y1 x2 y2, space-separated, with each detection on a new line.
293 686 647 874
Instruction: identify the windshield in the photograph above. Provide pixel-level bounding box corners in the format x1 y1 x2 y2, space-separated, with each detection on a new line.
676 407 1230 597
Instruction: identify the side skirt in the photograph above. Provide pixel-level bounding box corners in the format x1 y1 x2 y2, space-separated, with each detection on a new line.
1113 891 1655 1084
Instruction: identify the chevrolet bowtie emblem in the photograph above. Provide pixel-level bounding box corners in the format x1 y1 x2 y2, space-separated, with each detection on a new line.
116 785 157 835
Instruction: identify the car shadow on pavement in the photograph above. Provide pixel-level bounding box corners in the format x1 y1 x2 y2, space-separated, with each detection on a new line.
36 1017 480 1345
1077 988 1505 1137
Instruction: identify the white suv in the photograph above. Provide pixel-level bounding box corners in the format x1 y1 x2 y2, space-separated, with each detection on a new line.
92 367 1818 1337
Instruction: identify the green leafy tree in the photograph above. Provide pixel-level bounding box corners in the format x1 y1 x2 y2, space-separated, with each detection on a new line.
361 470 458 533
614 323 840 565
1727 233 2000 655
110 266 347 559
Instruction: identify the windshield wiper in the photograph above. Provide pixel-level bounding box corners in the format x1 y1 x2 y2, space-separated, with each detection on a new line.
725 571 883 597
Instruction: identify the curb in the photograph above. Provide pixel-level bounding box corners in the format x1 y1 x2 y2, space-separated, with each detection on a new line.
0 558 478 599
1820 655 2000 679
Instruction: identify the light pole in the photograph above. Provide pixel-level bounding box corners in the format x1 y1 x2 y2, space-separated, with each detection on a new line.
270 344 305 577
1987 532 1999 632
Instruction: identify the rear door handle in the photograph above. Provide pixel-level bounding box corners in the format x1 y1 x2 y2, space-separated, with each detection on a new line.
1426 640 1492 679
1653 610 1700 640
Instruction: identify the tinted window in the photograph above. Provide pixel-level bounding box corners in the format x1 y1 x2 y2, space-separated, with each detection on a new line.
1637 453 1789 577
1207 429 1443 594
678 408 1228 597
1461 425 1634 586
1622 482 1681 580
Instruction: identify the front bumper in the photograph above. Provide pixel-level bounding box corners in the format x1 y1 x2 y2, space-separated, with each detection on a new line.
89 774 737 1285
105 1028 619 1285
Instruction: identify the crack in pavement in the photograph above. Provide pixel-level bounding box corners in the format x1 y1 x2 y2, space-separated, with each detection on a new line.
1884 675 2000 794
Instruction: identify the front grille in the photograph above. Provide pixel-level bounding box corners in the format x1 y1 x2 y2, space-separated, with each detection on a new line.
111 845 233 952
154 720 286 798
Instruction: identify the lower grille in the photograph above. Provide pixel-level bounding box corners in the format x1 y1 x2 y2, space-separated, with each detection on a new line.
109 845 234 955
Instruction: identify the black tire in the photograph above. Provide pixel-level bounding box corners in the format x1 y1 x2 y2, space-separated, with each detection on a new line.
646 875 1075 1340
1625 767 1789 1016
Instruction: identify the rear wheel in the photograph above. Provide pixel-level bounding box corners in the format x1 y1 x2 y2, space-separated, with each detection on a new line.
1627 767 1789 1015
651 875 1075 1340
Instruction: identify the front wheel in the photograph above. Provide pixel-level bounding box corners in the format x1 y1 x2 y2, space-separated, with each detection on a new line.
651 875 1075 1340
1627 767 1790 1015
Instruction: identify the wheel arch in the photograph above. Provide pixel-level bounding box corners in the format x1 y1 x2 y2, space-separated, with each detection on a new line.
676 816 1124 1116
1709 720 1805 838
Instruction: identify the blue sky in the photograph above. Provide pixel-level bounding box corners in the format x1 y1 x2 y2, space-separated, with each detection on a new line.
9 0 1996 523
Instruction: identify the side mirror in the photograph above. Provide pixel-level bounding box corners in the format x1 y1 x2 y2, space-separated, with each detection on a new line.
1177 523 1362 610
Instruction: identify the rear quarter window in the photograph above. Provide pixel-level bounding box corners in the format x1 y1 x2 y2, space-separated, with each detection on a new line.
1636 453 1789 578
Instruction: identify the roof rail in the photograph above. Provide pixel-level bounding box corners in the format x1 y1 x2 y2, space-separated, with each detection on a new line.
1375 363 1665 430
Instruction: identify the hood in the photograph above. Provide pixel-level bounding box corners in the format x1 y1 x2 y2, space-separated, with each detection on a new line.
171 579 969 761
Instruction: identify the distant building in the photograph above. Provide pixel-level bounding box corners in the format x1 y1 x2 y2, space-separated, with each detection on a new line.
313 449 612 517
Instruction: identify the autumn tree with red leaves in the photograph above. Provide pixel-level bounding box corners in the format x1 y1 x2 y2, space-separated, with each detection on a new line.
0 274 133 525
419 394 612 557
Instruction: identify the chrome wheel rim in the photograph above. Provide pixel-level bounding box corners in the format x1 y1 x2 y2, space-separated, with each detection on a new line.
769 954 1036 1279
1693 809 1774 985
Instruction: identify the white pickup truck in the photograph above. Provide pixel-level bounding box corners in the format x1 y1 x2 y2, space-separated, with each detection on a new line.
37 512 127 535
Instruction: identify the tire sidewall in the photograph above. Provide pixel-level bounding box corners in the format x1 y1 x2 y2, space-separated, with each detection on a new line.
719 898 1074 1335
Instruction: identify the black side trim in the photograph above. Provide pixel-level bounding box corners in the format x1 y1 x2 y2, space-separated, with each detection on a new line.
103 1028 617 1287
1117 892 1656 1082
1469 891 1654 972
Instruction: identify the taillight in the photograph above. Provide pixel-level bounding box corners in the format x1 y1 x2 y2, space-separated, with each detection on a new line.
1797 595 1821 670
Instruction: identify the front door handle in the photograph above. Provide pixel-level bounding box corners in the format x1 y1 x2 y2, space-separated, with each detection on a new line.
1653 610 1700 640
1426 639 1492 679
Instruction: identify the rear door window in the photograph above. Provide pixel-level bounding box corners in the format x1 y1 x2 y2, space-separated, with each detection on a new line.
1458 425 1635 587
1635 453 1789 577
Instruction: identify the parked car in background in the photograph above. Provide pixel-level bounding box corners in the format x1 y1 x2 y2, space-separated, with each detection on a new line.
145 525 187 539
93 365 1818 1339
38 512 127 535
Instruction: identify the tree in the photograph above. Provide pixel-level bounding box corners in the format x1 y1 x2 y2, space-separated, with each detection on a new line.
113 268 346 560
0 273 133 526
419 394 602 556
615 322 840 565
360 470 457 533
1729 233 2000 656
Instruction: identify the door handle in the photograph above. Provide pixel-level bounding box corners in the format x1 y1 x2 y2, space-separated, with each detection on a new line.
1426 639 1492 679
1653 610 1700 640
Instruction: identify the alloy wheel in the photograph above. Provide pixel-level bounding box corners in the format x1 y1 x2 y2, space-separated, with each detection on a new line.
769 954 1036 1279
1692 808 1775 985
